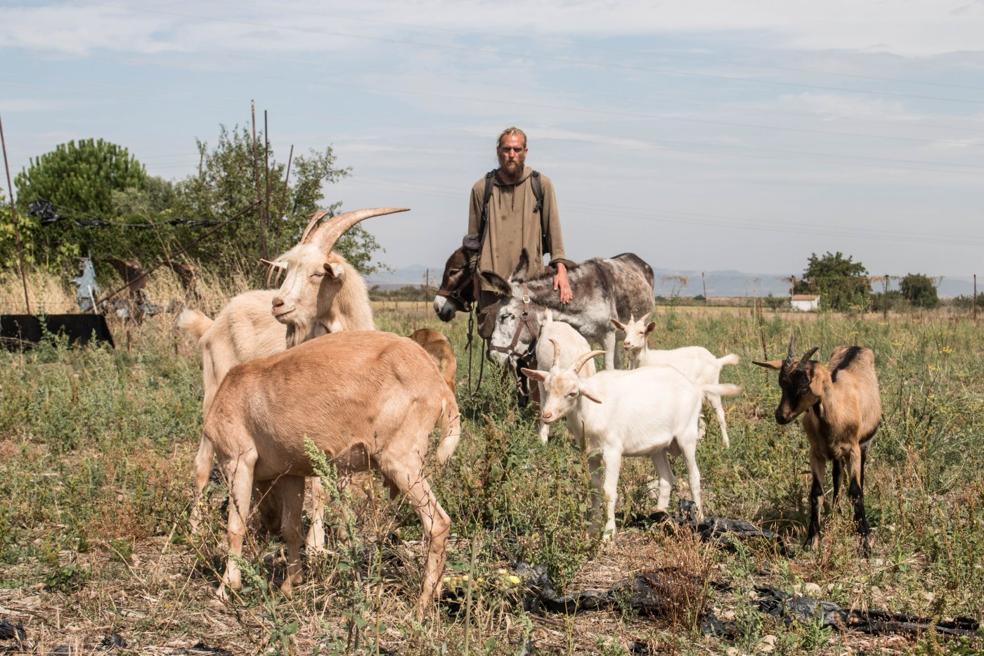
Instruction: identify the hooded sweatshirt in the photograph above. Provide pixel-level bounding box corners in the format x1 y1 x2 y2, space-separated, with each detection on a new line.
467 166 570 289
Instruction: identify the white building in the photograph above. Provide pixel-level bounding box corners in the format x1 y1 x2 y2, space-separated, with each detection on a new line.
790 294 820 311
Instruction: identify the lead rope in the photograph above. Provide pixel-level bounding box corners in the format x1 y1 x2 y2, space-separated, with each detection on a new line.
465 305 486 396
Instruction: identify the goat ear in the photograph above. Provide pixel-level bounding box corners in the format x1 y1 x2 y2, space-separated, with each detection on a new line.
480 270 512 297
645 322 656 334
324 262 345 279
580 386 603 404
521 368 548 382
752 359 784 370
611 318 626 331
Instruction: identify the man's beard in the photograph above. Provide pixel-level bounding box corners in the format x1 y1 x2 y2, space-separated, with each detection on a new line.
500 160 521 175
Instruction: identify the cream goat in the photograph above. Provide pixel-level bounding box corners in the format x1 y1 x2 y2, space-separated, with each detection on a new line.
612 314 740 448
268 208 407 346
206 330 461 613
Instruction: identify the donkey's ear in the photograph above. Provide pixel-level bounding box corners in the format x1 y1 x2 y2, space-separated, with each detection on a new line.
511 249 530 282
480 270 513 297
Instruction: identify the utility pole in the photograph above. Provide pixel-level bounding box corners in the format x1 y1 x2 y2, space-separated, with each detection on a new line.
0 114 31 313
701 271 707 303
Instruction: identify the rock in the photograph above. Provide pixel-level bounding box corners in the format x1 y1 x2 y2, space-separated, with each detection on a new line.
803 582 822 596
756 634 777 653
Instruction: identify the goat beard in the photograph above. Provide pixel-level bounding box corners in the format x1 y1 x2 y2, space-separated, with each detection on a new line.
285 324 301 349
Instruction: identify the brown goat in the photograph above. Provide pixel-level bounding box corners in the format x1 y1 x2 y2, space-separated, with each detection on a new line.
409 328 457 393
206 330 461 613
754 339 881 554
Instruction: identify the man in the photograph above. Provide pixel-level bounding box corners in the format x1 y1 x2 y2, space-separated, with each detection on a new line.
468 127 573 334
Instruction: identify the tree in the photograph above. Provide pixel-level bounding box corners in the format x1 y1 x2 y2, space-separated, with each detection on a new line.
899 273 939 309
14 139 149 269
793 251 870 311
172 125 380 275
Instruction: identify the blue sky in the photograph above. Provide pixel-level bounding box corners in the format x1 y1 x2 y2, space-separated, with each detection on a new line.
2 0 983 279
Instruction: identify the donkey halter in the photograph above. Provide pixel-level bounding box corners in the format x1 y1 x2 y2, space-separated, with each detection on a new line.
487 284 541 362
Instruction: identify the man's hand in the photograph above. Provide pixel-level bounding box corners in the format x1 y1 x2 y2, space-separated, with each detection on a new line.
553 262 573 304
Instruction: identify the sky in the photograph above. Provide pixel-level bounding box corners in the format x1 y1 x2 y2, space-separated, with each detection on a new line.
2 0 984 280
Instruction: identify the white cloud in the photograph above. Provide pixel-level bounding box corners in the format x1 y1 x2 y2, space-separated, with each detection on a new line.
771 92 920 122
0 98 72 112
2 1 983 57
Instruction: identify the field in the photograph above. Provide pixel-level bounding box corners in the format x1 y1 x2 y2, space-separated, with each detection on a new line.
0 270 982 655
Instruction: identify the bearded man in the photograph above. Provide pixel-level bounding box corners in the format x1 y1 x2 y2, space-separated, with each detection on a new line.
468 127 573 335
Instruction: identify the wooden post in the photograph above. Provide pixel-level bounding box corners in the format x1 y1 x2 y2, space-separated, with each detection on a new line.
974 274 978 322
883 275 889 321
250 101 267 260
264 110 272 244
0 114 31 314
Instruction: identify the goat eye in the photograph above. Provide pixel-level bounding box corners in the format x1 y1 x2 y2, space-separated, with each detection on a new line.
567 391 577 398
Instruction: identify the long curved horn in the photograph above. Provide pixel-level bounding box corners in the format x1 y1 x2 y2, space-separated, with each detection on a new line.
573 350 606 375
303 207 410 252
299 209 333 244
549 338 560 364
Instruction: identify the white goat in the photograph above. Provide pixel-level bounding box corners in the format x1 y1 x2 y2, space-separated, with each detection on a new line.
612 314 740 448
206 330 461 614
268 207 407 346
533 310 595 444
523 352 741 537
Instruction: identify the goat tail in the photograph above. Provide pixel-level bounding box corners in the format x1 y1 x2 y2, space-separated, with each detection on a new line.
717 353 740 368
701 383 742 398
435 390 462 465
177 308 213 341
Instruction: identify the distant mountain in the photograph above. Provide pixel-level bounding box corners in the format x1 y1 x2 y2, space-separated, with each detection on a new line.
370 265 978 298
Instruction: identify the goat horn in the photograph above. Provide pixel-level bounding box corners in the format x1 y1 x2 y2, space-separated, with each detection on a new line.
304 207 410 252
786 335 795 361
260 258 287 287
549 337 560 363
573 350 606 375
799 346 820 365
640 312 651 324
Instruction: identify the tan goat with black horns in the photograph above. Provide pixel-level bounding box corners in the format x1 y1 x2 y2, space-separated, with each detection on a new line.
754 337 881 555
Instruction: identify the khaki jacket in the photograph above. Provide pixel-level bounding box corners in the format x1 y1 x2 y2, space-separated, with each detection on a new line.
468 166 569 289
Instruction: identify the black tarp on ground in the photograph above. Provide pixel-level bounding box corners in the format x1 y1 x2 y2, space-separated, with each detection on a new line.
1 314 114 349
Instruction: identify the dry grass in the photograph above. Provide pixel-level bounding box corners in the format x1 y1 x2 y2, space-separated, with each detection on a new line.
0 270 981 655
